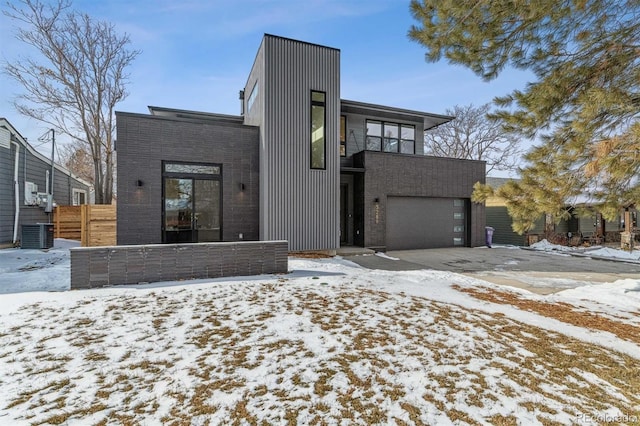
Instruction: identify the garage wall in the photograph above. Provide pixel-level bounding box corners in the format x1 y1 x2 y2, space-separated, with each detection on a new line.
354 151 485 250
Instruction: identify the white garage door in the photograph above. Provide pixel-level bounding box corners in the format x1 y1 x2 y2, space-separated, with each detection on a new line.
386 197 466 250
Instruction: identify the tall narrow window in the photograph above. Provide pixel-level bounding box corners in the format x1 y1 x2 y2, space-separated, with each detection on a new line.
340 115 347 157
400 125 415 154
383 122 399 153
247 81 258 112
311 91 326 169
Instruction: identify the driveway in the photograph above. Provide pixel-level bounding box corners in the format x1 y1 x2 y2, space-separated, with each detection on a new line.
342 247 640 294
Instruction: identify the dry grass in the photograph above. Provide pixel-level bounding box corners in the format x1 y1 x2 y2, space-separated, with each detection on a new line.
452 284 640 344
1 282 639 425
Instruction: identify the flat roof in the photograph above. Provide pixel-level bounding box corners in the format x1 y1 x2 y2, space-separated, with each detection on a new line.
148 106 245 124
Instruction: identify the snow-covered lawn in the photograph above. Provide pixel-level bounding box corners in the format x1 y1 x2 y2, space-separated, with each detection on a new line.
0 241 639 424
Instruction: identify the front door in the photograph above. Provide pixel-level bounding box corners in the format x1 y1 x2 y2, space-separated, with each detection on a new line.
340 184 348 244
163 162 222 243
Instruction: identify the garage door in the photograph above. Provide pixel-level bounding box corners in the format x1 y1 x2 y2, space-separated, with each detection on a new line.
386 197 467 250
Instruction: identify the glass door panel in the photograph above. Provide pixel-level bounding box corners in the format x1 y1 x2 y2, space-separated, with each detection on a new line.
194 179 221 242
164 178 194 243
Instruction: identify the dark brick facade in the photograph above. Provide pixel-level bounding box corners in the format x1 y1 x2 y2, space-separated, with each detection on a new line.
70 240 289 289
115 112 260 245
353 151 486 249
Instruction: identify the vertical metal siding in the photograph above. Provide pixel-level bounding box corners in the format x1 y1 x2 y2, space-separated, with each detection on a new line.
261 36 340 251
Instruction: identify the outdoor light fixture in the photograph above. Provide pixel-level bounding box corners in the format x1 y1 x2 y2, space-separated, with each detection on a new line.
374 197 379 203
136 180 144 187
240 183 246 191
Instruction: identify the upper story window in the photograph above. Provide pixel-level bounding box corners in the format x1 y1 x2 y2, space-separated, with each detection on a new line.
247 81 258 112
400 124 415 154
340 115 346 157
310 91 326 169
366 120 415 154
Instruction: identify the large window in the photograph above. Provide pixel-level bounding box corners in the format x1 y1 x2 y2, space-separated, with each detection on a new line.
311 91 326 169
366 120 415 154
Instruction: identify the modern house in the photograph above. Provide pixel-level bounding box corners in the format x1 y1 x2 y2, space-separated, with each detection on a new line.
0 118 92 247
116 34 485 252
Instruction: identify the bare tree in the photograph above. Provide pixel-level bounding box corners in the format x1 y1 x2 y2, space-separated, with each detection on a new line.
424 103 521 174
58 141 94 185
4 0 140 204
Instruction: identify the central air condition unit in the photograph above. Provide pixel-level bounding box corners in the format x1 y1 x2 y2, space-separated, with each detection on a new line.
21 223 54 249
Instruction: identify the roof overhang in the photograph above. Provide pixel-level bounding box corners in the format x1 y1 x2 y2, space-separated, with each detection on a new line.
340 99 453 130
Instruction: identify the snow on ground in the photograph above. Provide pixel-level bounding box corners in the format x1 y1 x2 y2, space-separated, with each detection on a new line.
0 240 639 424
529 239 575 252
530 238 640 262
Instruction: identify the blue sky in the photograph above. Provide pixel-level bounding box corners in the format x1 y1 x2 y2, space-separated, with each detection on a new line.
1 0 530 173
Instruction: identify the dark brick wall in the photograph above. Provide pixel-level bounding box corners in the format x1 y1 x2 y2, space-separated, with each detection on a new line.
116 112 260 245
70 240 289 289
354 151 486 249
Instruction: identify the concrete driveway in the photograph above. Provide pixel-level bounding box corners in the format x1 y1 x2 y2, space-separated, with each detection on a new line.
342 247 640 294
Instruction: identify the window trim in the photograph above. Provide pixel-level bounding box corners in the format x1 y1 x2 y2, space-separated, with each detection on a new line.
310 90 326 170
72 188 87 206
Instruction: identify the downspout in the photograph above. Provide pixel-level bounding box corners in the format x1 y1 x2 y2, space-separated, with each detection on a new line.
11 140 20 245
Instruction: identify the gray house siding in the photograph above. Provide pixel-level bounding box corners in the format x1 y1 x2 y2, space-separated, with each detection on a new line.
0 143 16 244
486 206 530 246
354 151 485 250
251 35 340 251
115 112 260 246
1 120 91 246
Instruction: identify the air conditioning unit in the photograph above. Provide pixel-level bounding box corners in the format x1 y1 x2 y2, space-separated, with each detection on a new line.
24 182 38 205
21 223 54 249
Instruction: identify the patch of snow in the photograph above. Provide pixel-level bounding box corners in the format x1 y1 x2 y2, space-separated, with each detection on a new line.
529 239 573 252
375 252 399 261
588 247 640 262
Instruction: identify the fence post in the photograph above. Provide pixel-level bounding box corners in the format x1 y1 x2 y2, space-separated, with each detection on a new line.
81 205 88 247
54 206 59 238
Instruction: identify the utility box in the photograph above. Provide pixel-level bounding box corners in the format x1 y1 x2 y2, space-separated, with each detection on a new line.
21 223 54 249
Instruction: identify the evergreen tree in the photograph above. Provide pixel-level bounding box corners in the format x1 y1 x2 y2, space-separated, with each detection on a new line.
410 0 640 232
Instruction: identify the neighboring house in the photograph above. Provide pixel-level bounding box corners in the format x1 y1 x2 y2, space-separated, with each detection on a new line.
486 177 626 245
116 34 485 252
0 118 92 247
485 177 543 246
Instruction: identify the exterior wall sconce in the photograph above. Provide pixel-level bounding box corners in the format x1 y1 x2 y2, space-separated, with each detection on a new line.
374 197 379 203
240 183 246 191
136 180 144 187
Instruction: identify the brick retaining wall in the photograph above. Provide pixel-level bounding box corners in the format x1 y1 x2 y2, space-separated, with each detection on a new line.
70 240 288 289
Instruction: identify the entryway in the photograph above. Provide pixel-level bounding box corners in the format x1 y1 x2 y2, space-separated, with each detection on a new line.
162 162 222 243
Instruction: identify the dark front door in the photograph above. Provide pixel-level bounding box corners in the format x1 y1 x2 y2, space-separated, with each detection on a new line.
163 162 222 243
340 184 348 244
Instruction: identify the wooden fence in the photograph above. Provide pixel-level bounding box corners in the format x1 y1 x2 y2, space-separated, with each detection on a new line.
54 205 116 247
